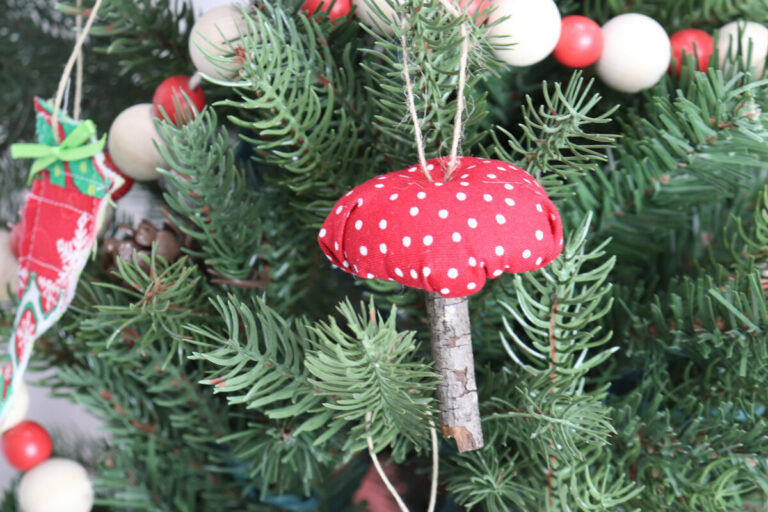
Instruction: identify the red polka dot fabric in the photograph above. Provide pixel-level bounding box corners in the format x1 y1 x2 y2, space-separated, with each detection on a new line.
318 156 564 298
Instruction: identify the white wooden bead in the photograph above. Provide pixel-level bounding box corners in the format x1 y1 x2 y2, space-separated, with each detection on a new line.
0 381 29 433
189 5 249 80
107 104 164 182
487 0 561 67
18 458 94 512
596 13 671 93
352 0 401 35
717 20 768 77
0 229 18 302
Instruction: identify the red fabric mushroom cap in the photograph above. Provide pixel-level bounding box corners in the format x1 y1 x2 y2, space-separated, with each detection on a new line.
318 156 563 298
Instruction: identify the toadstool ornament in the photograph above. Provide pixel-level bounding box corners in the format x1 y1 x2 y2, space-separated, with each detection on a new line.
319 156 563 451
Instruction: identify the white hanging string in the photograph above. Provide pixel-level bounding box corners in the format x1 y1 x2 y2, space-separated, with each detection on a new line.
51 0 105 142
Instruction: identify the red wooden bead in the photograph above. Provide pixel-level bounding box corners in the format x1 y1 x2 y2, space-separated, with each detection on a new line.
2 421 53 471
152 75 206 126
553 15 604 68
669 28 714 76
302 0 352 20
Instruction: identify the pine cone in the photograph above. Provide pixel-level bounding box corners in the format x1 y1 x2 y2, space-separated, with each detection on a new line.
101 220 188 277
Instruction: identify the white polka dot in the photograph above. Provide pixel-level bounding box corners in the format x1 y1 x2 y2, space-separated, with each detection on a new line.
536 204 543 212
423 235 433 246
495 246 504 256
497 166 506 171
395 268 404 277
535 230 544 240
522 249 531 259
435 182 443 187
467 282 477 290
410 206 419 216
535 257 543 265
427 163 435 171
355 220 363 230
487 174 497 179
447 268 459 279
377 176 386 180
380 243 387 254
440 288 450 295
319 228 327 237
374 184 384 188
468 218 478 228
403 236 411 247
524 178 532 184
461 174 470 179
483 160 491 163
439 209 449 219
357 198 364 207
353 264 358 272
456 192 467 201
560 238 564 246
493 269 503 277
410 269 418 279
343 260 349 268
468 165 476 169
379 219 387 229
483 194 493 202
345 190 353 196
504 184 514 190
360 246 368 256
366 273 375 278
334 242 339 251
336 205 343 214
496 214 506 225
460 182 469 187
468 257 477 267
417 192 426 199
423 266 431 277
550 213 556 220
505 198 515 206
390 193 399 201
452 232 461 242
408 166 417 173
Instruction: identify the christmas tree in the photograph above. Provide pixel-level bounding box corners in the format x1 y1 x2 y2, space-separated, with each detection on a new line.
2 0 768 510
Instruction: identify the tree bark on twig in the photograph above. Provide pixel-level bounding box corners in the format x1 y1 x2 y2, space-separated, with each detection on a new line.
425 292 483 452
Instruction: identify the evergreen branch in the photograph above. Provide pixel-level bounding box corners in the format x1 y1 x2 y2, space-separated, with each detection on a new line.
157 107 266 282
81 0 196 87
305 300 437 451
360 0 495 169
492 72 619 201
498 214 617 387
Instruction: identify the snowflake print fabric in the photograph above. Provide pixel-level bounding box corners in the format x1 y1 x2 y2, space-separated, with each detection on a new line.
0 98 123 420
318 157 564 298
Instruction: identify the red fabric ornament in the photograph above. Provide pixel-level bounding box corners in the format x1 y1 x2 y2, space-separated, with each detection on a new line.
152 75 206 126
302 0 351 20
318 157 563 298
553 15 604 68
2 421 53 471
669 28 714 76
9 220 23 260
104 153 133 201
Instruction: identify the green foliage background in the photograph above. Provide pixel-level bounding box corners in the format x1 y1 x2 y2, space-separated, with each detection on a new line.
2 0 768 510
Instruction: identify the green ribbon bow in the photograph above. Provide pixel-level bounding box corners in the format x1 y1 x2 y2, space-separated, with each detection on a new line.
10 120 106 184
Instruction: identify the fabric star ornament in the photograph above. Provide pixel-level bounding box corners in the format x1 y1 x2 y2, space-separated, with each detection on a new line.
0 98 123 422
318 156 563 297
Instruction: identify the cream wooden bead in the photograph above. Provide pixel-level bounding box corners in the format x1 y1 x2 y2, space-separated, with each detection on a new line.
596 13 671 93
189 5 249 80
717 20 768 77
487 0 561 67
107 104 165 182
352 0 401 35
0 229 18 302
18 458 93 512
